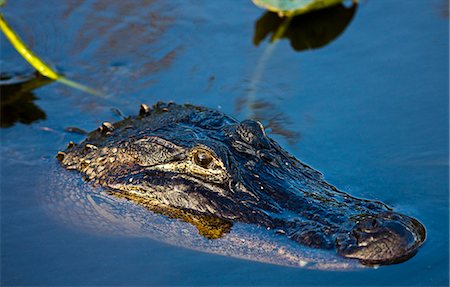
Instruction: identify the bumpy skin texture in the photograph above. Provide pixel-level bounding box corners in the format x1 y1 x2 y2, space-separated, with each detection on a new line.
58 102 426 265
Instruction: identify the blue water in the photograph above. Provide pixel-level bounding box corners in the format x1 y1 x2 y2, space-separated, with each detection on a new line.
1 0 448 285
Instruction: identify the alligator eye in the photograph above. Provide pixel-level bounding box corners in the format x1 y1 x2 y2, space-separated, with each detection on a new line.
193 150 213 168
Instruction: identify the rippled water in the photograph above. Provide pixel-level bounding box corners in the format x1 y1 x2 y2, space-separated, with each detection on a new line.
1 0 448 285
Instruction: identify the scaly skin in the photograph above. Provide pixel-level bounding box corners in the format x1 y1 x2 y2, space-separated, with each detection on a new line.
57 102 426 265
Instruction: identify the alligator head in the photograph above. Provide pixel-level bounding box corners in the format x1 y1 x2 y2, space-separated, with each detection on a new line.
58 102 425 266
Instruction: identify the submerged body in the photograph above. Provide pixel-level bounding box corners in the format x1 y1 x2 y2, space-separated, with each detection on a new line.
57 102 425 266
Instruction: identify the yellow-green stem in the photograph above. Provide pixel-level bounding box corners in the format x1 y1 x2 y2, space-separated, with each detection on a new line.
270 15 293 42
0 13 102 96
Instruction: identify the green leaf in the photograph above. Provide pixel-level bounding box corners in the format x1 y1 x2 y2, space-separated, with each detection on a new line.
252 0 348 17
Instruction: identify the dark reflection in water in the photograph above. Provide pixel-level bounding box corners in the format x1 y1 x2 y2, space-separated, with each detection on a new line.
253 3 357 51
0 72 52 128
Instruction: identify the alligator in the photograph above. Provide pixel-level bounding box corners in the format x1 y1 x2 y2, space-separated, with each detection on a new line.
56 102 425 266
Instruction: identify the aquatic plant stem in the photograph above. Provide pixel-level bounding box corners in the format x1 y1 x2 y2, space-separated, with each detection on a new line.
57 77 103 96
0 13 59 79
246 15 292 118
270 15 293 42
0 13 103 96
246 40 279 118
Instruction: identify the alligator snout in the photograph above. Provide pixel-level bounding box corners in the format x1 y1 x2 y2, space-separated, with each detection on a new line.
336 212 426 265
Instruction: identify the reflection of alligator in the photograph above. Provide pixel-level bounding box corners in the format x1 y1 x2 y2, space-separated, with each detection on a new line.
57 102 425 266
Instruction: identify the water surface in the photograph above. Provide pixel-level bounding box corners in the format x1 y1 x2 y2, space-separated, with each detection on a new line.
1 0 448 285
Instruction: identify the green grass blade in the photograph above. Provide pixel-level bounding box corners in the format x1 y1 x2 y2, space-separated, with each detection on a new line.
0 13 60 80
0 12 103 96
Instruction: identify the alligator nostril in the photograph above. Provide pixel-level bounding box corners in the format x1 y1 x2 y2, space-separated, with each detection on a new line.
337 212 426 265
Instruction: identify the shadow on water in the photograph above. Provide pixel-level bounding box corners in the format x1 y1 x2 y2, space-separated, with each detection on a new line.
0 71 52 128
253 2 357 52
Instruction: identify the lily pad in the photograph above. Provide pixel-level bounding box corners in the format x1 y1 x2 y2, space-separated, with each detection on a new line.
253 2 357 51
252 0 346 17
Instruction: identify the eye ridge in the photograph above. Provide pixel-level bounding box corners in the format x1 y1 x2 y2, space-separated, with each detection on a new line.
193 150 213 168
